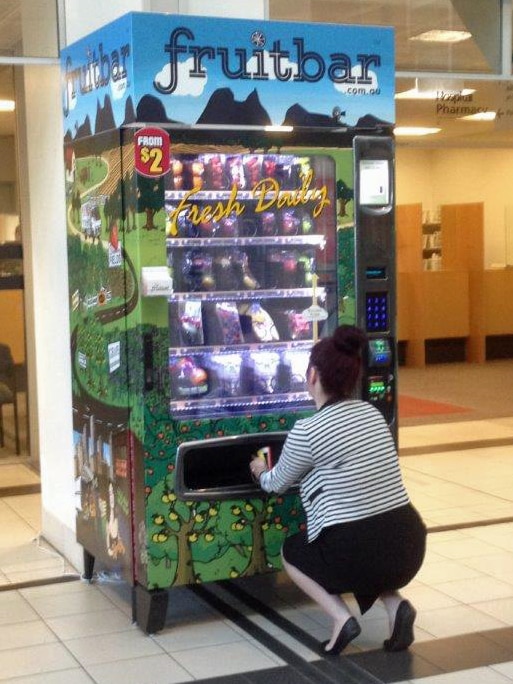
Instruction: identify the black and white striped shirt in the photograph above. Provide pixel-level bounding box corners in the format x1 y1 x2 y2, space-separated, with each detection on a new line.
259 400 410 541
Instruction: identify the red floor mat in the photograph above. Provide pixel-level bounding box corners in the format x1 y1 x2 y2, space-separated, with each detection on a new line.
398 395 472 419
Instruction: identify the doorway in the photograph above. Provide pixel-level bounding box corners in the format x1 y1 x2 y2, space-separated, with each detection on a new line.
0 64 37 499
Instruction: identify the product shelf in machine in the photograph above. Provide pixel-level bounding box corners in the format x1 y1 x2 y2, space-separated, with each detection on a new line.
165 287 326 302
169 338 314 357
169 390 312 418
165 189 325 203
165 235 326 248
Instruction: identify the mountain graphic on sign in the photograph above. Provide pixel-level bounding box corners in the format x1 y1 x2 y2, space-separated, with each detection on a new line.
196 88 271 126
355 113 393 129
135 94 181 124
95 95 116 134
75 115 92 139
123 96 136 125
282 103 343 128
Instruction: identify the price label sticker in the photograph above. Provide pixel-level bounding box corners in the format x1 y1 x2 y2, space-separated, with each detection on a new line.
302 304 328 322
134 127 170 178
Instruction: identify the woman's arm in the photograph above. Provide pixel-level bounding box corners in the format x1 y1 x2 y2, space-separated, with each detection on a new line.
253 423 314 494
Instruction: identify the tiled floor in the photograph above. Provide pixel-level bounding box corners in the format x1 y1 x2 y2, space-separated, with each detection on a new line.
1 362 513 682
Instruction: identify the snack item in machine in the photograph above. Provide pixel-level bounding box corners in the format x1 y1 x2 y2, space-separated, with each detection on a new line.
170 356 209 398
215 302 244 345
285 310 312 340
178 300 204 346
246 303 279 342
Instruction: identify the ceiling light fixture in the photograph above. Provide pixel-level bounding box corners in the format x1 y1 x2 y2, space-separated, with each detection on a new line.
0 100 15 112
459 112 496 121
394 126 441 137
396 85 474 100
396 78 475 100
410 29 472 43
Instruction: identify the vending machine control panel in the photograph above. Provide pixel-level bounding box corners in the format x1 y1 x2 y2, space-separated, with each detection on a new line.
365 338 394 424
354 136 397 441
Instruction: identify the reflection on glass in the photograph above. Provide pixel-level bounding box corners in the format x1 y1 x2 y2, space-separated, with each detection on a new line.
269 0 501 74
166 150 337 419
0 0 58 58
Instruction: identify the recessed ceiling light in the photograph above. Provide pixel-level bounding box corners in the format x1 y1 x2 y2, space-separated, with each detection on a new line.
394 126 441 136
395 78 475 100
459 112 496 121
410 29 472 43
396 87 475 100
0 100 15 112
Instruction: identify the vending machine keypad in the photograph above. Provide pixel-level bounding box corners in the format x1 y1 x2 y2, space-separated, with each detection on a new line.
365 292 388 332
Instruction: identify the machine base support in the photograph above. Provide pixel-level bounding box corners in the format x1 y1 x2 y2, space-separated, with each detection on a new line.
132 584 169 634
82 548 95 581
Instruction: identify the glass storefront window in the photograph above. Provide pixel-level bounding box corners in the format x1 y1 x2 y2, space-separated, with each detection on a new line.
269 0 502 75
0 0 59 58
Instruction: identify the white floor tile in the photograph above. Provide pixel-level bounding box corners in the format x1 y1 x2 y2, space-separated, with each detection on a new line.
491 662 513 680
415 559 483 584
428 537 503 560
0 642 79 680
411 666 513 684
400 420 513 449
271 630 321 662
96 582 133 617
0 671 95 684
0 592 40 625
20 579 92 599
400 584 460 611
47 608 134 640
22 586 116 619
0 522 38 547
0 620 57 650
433 576 513 603
64 630 164 666
3 566 70 585
3 493 41 528
0 540 60 565
0 464 40 487
171 641 282 679
154 617 244 652
0 500 28 523
86 654 193 684
462 551 513 583
415 604 507 638
470 597 513 625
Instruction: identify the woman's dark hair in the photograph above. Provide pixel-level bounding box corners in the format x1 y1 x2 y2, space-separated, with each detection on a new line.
309 325 367 400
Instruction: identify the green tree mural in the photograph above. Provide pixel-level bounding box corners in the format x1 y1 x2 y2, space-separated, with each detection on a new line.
137 175 164 231
336 178 354 217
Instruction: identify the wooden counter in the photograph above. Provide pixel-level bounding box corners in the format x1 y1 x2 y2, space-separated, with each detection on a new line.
0 289 25 364
468 268 513 362
398 270 469 367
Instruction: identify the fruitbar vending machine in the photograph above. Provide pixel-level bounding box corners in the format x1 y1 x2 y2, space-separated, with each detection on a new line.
62 12 396 632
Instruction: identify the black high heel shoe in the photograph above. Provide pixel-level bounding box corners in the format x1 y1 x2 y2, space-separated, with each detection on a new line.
383 600 417 652
320 616 361 656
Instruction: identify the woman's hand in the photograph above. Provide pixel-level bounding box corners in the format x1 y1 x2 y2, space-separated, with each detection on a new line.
250 455 267 482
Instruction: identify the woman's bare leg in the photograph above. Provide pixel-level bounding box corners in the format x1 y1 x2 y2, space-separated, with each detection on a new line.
281 552 354 650
380 590 403 630
380 590 416 651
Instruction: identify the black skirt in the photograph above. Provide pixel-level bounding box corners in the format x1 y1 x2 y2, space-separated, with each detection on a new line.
282 503 426 614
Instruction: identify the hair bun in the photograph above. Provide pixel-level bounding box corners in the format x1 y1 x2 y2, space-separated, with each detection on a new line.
332 325 366 356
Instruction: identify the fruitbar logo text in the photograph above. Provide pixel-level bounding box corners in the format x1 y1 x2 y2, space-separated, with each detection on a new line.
154 27 381 95
63 42 131 116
